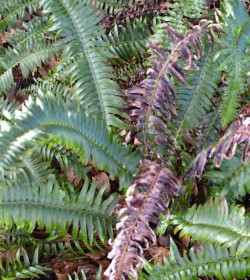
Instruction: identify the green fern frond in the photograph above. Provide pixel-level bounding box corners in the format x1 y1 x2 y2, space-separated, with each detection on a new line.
106 18 151 65
174 43 221 137
0 0 40 32
0 17 60 94
140 239 250 280
0 246 50 280
204 153 250 198
0 175 119 245
215 0 250 127
41 0 128 129
0 94 141 189
171 198 250 255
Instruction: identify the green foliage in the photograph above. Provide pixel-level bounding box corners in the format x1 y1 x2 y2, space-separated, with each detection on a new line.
0 16 59 94
204 153 250 198
106 18 151 65
0 0 249 279
0 174 119 245
215 0 250 127
0 94 141 189
0 0 40 32
0 246 50 279
171 198 250 255
41 0 128 129
174 42 221 136
140 240 250 280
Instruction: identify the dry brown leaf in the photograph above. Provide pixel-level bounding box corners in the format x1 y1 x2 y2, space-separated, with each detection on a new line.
148 246 169 264
93 172 110 195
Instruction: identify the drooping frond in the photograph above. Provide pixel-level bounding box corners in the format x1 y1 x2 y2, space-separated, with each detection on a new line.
0 94 141 189
0 0 40 31
139 239 250 280
204 152 250 198
127 20 215 154
105 160 180 280
0 16 59 94
215 0 250 127
41 0 128 129
0 175 119 245
171 198 250 255
0 246 50 279
192 104 250 177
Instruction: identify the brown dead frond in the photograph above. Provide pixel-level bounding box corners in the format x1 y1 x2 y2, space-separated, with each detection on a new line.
192 104 250 178
126 20 216 155
104 160 180 280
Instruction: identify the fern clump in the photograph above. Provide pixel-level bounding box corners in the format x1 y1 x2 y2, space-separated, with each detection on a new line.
0 0 249 279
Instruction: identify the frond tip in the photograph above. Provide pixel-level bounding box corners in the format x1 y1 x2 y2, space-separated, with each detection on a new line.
105 160 180 280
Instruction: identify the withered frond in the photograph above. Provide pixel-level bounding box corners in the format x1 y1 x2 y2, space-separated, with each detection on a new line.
192 104 250 178
126 20 215 154
104 160 180 280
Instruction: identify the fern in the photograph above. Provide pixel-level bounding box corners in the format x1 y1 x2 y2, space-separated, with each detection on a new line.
171 198 250 255
192 105 250 178
105 160 180 280
215 0 250 127
106 18 151 65
127 20 215 154
0 246 50 279
149 0 208 49
0 0 40 32
174 42 221 137
0 175 119 245
0 94 141 189
139 239 250 280
204 153 250 198
40 0 128 129
0 16 59 94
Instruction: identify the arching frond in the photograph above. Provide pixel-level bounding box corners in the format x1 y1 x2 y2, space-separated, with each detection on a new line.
0 175 119 245
171 198 250 255
0 94 141 189
140 239 250 280
41 0 128 129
